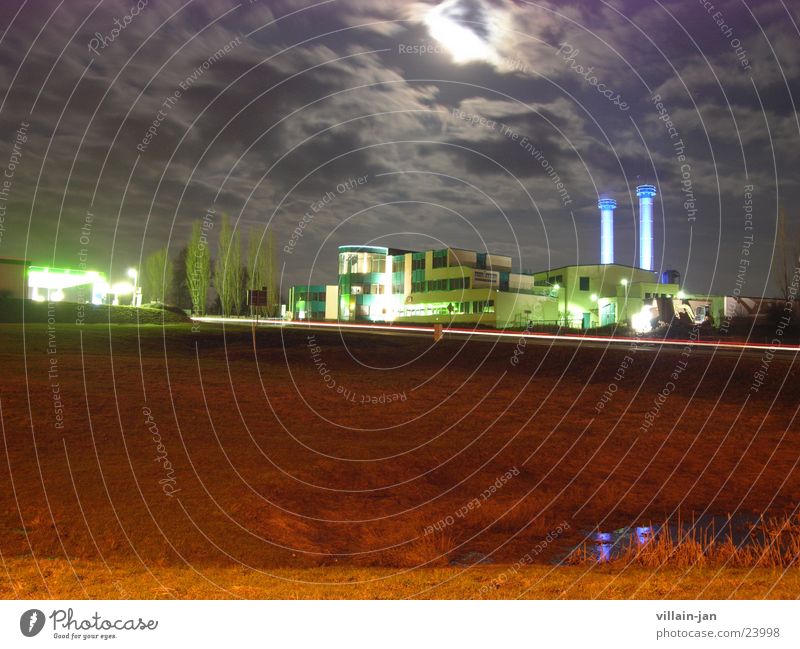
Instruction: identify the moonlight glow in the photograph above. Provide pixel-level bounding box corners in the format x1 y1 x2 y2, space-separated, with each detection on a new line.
424 0 500 65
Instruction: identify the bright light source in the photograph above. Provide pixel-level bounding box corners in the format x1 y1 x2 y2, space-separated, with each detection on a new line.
28 266 106 290
552 284 560 291
424 0 500 65
590 293 598 302
621 278 628 287
677 291 686 299
127 268 137 279
631 305 654 333
112 281 133 296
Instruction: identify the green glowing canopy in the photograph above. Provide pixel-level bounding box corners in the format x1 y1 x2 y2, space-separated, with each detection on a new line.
28 266 106 289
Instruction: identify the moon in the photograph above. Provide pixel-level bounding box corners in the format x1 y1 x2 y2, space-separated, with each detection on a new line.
424 0 500 66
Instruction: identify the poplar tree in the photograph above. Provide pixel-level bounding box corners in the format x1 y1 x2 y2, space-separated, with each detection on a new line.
186 220 210 315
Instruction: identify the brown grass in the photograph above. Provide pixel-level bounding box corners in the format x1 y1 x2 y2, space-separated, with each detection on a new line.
0 322 798 598
1 557 799 599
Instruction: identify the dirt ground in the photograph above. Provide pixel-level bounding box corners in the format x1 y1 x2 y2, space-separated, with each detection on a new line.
0 322 798 598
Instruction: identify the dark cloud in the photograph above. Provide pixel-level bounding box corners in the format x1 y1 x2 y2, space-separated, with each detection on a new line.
0 0 797 297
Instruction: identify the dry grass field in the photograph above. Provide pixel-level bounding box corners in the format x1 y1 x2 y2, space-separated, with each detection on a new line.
0 321 798 598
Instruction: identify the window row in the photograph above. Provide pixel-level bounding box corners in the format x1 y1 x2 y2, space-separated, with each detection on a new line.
297 291 325 302
432 250 448 268
352 283 385 295
406 278 473 294
397 300 495 317
339 253 386 274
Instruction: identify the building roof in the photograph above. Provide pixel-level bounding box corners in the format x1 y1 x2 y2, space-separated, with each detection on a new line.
530 262 659 275
338 245 414 256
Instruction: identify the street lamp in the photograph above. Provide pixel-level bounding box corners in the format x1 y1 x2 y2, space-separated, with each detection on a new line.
127 268 139 307
620 278 629 324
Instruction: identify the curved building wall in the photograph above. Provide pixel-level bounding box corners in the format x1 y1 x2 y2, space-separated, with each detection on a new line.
338 245 392 321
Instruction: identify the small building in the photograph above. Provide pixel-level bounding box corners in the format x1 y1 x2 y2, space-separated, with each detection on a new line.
0 257 31 299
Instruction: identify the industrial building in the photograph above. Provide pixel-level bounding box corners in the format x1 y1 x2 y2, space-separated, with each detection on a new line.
289 244 557 328
288 184 734 330
288 248 688 330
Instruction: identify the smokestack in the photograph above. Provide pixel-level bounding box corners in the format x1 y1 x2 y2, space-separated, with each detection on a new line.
636 184 657 271
597 197 617 264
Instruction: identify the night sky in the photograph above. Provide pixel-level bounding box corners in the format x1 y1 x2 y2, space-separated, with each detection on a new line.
0 0 797 297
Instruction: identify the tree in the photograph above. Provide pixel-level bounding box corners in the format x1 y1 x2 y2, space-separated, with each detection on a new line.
186 220 211 315
142 247 172 303
775 207 800 300
247 226 278 316
214 214 242 316
172 246 192 309
231 229 244 315
266 228 278 316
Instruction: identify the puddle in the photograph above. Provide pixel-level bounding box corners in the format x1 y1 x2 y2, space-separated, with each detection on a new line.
449 551 492 566
557 513 765 564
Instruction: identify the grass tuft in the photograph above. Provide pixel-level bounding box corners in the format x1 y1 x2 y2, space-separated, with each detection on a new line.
567 514 800 568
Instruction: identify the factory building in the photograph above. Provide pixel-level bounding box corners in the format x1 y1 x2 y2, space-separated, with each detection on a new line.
289 245 560 328
530 263 680 330
287 184 738 330
288 244 696 329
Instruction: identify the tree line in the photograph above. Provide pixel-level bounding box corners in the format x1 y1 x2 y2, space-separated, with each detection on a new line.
141 214 279 316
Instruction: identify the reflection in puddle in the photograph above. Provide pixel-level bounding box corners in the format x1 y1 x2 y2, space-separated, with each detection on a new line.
590 526 654 563
574 514 764 564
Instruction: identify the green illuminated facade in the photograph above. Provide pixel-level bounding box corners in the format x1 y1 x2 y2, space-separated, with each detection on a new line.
289 245 561 327
286 246 732 329
531 264 681 329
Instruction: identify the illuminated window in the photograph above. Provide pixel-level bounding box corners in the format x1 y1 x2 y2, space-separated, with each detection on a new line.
472 300 494 313
368 256 385 273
